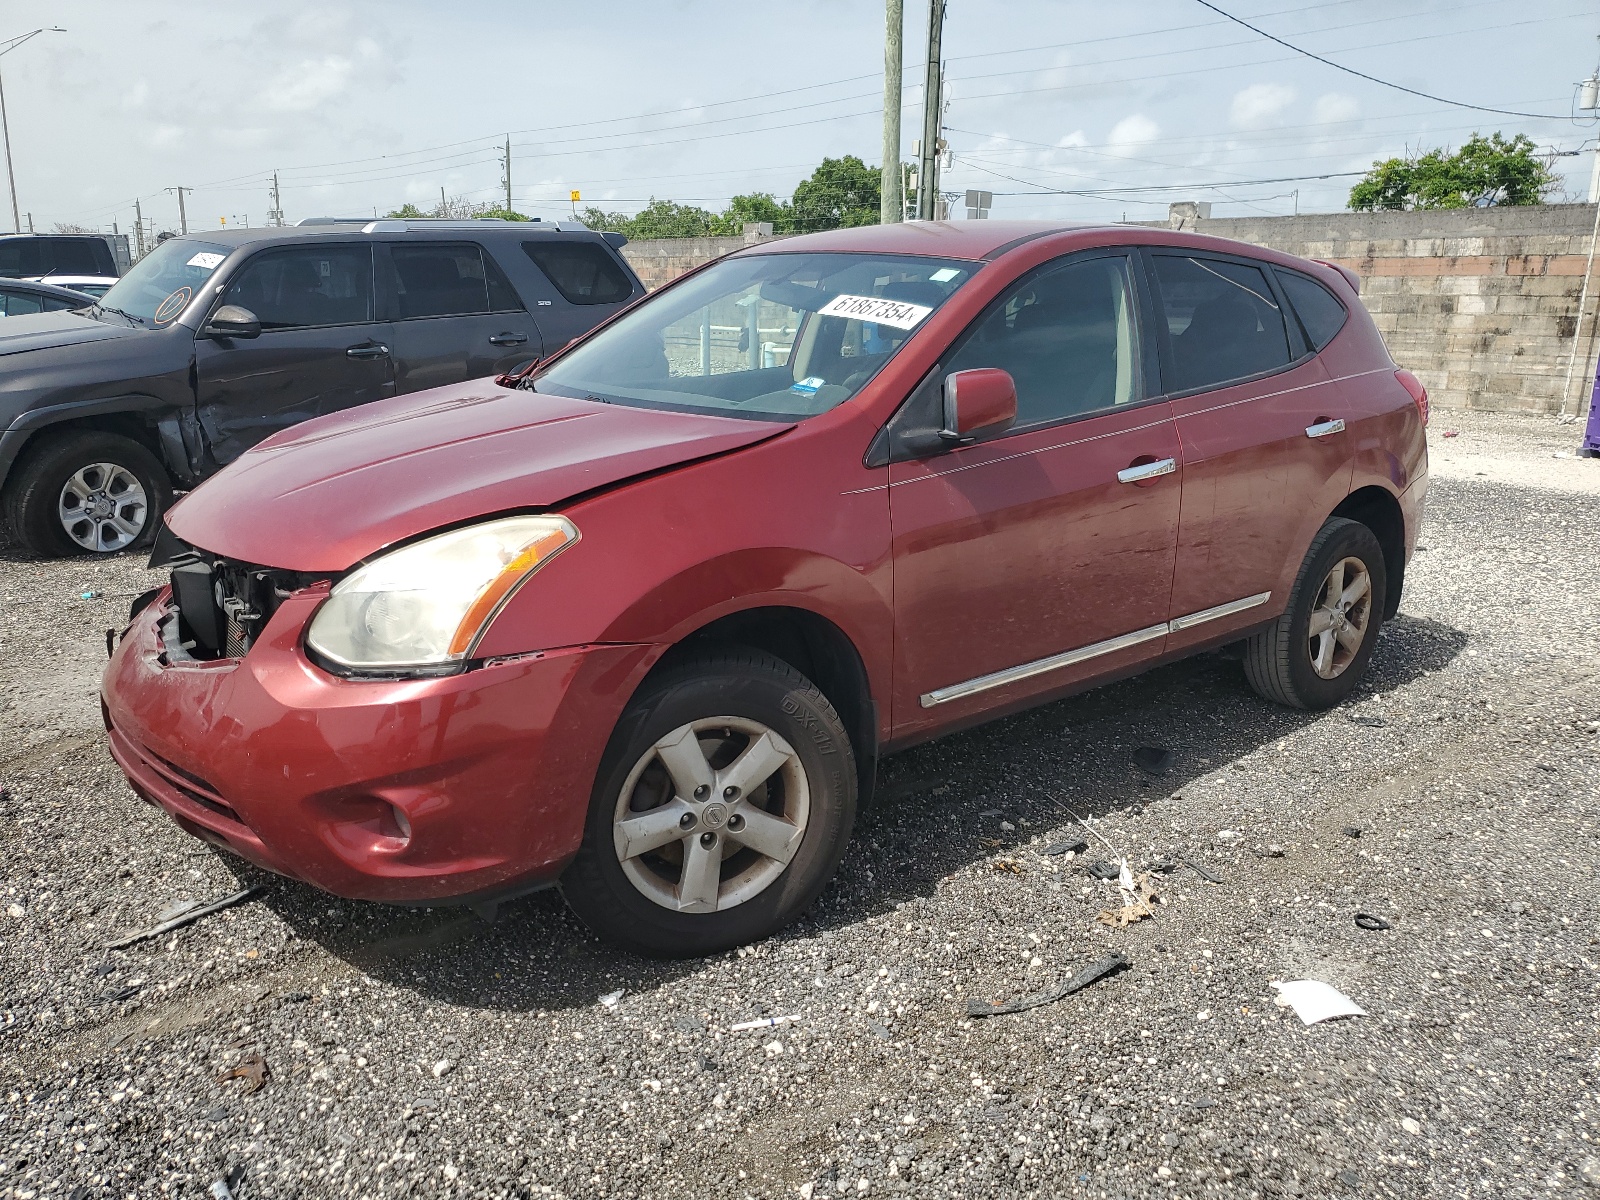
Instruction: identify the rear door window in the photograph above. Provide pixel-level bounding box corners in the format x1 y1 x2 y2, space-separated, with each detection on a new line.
0 239 42 277
386 243 520 319
1276 269 1348 350
1150 254 1292 393
522 240 633 305
220 245 374 330
52 239 104 275
0 290 42 316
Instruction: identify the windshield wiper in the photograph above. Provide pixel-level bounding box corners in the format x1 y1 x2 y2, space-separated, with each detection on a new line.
93 303 145 326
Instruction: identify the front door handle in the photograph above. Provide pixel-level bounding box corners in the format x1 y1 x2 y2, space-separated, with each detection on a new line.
1306 418 1345 438
346 343 389 359
488 332 529 346
1117 457 1177 484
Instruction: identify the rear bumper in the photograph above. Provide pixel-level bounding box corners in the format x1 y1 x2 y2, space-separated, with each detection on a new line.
1400 467 1427 561
100 588 652 903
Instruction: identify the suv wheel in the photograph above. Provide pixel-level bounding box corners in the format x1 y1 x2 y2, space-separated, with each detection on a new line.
562 649 857 957
4 430 172 556
1243 516 1388 710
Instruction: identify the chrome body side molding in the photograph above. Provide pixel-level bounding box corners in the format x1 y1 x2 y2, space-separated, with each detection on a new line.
919 591 1274 708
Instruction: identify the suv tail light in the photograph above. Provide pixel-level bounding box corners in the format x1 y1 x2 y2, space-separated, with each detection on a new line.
1394 369 1429 427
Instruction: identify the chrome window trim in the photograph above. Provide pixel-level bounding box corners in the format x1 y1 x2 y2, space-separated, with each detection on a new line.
919 591 1273 708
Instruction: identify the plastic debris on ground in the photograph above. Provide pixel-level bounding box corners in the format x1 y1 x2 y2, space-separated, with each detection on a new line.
1353 912 1392 931
1041 838 1089 857
1097 862 1160 928
106 886 263 949
1271 979 1367 1025
216 1054 269 1094
1441 429 1460 437
1181 855 1223 883
1343 825 1364 838
729 1014 800 1033
1347 714 1387 727
1086 860 1121 881
966 952 1129 1018
598 989 624 1008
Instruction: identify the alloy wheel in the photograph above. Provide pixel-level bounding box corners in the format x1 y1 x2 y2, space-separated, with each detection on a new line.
612 716 810 913
58 462 148 553
1306 556 1372 679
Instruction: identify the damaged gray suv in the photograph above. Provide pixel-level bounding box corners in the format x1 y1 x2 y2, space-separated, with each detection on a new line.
0 219 641 556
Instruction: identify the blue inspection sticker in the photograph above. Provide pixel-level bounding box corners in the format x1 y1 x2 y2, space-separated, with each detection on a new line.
790 376 826 396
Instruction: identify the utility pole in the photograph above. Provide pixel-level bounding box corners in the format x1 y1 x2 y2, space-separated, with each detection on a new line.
167 186 190 234
502 135 513 214
0 28 65 235
916 0 945 220
133 198 145 259
268 172 284 226
881 0 904 224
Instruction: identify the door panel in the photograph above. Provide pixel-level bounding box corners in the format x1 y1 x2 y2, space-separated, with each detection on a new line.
387 313 542 394
195 243 394 465
889 404 1181 737
1147 250 1355 648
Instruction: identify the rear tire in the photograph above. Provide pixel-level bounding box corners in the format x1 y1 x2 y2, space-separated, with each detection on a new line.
4 429 171 557
561 648 857 958
1243 517 1387 710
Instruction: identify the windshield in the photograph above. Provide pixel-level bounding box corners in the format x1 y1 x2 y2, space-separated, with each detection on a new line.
530 252 978 420
97 238 231 325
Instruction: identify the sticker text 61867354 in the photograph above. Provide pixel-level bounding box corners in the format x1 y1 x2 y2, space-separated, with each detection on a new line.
817 293 933 331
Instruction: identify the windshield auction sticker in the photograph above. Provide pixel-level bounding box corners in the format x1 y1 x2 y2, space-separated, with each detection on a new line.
817 293 933 330
186 252 225 270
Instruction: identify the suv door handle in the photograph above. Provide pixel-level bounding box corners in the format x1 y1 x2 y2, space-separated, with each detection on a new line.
488 332 529 346
346 343 389 359
1117 458 1176 484
1306 418 1345 438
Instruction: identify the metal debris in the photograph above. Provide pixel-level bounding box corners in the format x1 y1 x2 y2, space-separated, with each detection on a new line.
217 1054 269 1094
966 952 1129 1018
106 886 263 950
1181 855 1223 884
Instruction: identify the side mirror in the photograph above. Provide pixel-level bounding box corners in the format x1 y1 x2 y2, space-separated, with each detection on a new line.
202 304 261 340
940 368 1017 443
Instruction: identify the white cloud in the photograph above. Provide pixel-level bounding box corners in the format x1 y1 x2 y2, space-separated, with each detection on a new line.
265 55 357 112
1312 92 1361 125
1230 83 1297 130
1108 114 1159 150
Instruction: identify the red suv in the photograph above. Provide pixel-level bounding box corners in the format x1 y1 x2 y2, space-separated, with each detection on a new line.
101 221 1427 956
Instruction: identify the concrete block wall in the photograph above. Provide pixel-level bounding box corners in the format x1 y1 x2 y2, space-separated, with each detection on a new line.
619 207 1600 414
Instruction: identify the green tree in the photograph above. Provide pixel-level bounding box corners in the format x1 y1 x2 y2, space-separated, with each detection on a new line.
1349 133 1557 211
707 192 793 236
473 206 531 222
386 203 429 218
790 156 881 230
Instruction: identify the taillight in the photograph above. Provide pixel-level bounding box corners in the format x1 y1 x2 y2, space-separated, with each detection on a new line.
1395 369 1428 427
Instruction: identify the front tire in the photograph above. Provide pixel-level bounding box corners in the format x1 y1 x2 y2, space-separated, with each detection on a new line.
561 648 857 957
4 429 171 557
1243 517 1387 710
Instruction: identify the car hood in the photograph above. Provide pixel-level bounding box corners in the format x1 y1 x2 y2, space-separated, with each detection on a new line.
165 380 793 571
0 309 139 356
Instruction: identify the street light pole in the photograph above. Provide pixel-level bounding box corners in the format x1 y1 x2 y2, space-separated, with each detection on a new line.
0 28 65 235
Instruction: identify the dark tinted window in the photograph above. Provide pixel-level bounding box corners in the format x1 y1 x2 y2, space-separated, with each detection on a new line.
221 245 374 330
386 243 519 319
522 240 633 305
1152 254 1291 392
52 239 105 275
0 239 42 277
0 290 42 316
1277 270 1348 350
943 254 1141 431
44 296 79 311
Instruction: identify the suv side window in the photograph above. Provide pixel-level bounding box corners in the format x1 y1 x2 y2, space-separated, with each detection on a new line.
1276 269 1348 350
941 253 1142 434
522 240 633 305
221 245 374 330
387 243 520 319
0 240 42 278
1150 253 1291 393
53 239 104 275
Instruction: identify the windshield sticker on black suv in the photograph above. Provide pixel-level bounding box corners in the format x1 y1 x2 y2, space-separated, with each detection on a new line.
186 252 225 270
817 293 933 330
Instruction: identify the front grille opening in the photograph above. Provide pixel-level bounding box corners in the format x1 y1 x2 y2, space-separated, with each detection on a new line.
163 545 324 661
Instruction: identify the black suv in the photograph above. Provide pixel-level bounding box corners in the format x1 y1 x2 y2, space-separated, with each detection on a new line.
0 218 643 556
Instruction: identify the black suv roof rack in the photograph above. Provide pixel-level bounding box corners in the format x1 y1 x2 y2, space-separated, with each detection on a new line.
293 217 594 233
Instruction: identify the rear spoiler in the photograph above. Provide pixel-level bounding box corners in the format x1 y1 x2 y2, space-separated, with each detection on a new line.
1314 259 1361 295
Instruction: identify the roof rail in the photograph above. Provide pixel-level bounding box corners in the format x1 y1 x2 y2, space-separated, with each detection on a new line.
293 216 598 235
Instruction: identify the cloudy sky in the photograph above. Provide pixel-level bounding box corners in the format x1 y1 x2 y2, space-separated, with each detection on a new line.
10 0 1599 236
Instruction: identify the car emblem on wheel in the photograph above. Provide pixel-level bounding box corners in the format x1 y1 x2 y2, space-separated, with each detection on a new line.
700 802 728 829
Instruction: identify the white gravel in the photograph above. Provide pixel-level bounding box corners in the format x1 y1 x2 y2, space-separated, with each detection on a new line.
2 409 1598 1198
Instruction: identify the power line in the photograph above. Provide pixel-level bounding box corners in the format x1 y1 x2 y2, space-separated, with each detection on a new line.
1189 0 1566 121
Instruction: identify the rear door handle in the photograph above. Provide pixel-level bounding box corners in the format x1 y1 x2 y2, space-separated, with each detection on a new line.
1306 418 1345 438
1117 458 1177 484
346 343 389 359
488 332 529 346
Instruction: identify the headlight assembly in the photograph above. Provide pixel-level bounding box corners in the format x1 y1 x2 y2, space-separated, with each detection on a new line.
306 515 578 674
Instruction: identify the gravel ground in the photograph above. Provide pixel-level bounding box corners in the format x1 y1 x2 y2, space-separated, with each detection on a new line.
2 410 1598 1200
